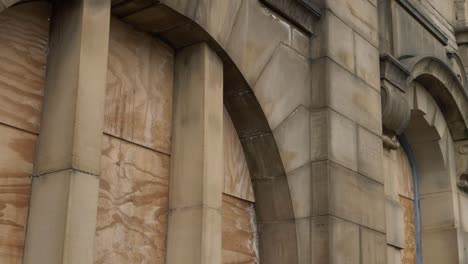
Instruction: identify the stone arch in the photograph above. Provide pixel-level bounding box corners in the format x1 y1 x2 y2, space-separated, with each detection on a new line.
401 56 468 141
108 1 300 263
402 83 460 264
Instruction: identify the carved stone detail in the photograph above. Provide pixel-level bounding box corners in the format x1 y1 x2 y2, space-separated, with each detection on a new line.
380 55 411 139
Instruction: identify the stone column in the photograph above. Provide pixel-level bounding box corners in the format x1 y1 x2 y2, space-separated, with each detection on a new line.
166 42 223 264
23 1 111 264
310 1 386 263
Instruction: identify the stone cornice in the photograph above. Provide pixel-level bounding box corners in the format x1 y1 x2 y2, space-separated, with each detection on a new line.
260 0 321 36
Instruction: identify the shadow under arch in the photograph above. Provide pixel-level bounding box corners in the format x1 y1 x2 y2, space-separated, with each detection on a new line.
108 1 298 263
401 56 468 141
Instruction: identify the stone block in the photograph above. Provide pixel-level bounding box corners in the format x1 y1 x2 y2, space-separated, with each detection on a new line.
360 227 386 264
287 163 312 218
310 108 358 171
324 0 379 46
355 33 380 90
170 43 223 210
226 0 291 85
385 198 405 248
166 207 222 264
420 191 455 230
312 161 385 232
387 245 402 264
194 0 243 47
292 28 310 57
295 218 310 264
253 43 311 130
312 11 355 73
311 216 360 264
311 58 382 134
254 176 295 222
421 227 459 264
358 126 384 183
258 221 298 264
383 154 400 201
274 106 310 173
23 170 100 264
122 4 186 33
34 0 111 176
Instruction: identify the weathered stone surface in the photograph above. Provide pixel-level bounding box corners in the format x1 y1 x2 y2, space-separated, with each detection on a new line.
254 177 294 222
24 170 100 264
224 108 254 202
421 228 459 264
312 11 355 73
295 218 310 264
167 43 223 264
361 227 386 264
194 0 243 47
420 192 455 230
355 33 380 90
274 106 310 173
384 151 400 201
386 198 405 248
95 135 169 264
358 126 383 183
226 0 291 86
292 28 310 57
312 161 385 232
258 221 298 264
0 124 36 263
323 0 378 46
253 43 311 130
396 147 414 199
311 58 382 134
311 216 360 264
122 4 187 34
310 108 358 171
167 206 222 264
105 18 174 154
387 245 402 264
0 2 50 133
287 163 311 218
222 194 258 264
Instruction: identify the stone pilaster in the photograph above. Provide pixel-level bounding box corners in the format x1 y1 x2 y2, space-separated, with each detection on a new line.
23 1 111 263
166 42 223 264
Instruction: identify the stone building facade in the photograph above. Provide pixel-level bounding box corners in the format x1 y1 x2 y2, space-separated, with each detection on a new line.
0 0 467 263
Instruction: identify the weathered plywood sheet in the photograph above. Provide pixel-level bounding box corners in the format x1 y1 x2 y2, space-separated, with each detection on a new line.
400 196 416 264
105 18 174 154
224 108 255 202
222 194 258 264
0 2 50 133
0 124 36 263
95 135 169 264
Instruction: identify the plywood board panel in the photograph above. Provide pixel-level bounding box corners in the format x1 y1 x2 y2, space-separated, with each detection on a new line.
0 2 50 133
95 135 169 264
222 194 258 264
224 108 255 202
104 18 174 154
0 124 36 263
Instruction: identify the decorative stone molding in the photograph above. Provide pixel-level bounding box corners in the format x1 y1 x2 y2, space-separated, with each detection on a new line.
260 0 320 35
456 142 468 193
380 54 411 140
